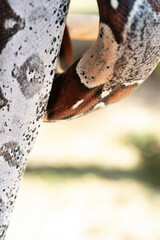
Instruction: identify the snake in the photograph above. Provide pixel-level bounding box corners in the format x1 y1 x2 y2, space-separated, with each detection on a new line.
0 2 159 237
45 0 160 121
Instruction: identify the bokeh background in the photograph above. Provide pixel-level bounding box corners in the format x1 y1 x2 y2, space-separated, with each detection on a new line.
6 1 160 240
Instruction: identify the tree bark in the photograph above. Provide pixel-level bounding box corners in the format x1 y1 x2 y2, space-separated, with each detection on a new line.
0 0 70 239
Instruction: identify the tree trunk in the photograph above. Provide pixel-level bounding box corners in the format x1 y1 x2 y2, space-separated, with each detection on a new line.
0 0 70 239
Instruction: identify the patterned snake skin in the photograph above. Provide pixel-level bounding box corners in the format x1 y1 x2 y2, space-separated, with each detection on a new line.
46 0 160 121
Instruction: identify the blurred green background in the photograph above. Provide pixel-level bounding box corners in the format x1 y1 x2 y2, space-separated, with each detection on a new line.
6 1 160 240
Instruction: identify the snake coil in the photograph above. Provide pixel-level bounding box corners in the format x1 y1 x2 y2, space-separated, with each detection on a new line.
46 0 160 121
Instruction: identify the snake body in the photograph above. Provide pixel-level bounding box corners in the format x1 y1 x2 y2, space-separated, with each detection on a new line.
0 2 159 237
46 0 160 121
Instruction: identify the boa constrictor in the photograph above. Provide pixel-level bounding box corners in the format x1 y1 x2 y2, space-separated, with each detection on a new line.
45 0 160 121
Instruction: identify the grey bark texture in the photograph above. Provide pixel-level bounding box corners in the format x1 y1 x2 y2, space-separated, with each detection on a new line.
0 0 70 239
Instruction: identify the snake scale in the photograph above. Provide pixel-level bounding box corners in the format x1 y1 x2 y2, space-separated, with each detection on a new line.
45 0 160 121
0 1 159 238
0 0 160 121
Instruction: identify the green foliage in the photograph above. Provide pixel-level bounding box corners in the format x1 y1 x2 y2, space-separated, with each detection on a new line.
154 63 160 75
125 134 160 190
26 133 160 191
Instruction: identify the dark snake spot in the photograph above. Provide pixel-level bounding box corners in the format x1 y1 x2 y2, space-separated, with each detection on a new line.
12 54 45 98
0 141 22 167
0 87 8 109
0 0 25 54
